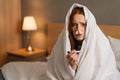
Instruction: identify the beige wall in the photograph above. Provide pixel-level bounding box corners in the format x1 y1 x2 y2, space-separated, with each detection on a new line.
21 0 120 25
0 0 21 66
21 0 120 50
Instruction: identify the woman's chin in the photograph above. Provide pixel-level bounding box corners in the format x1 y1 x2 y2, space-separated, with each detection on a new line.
75 37 84 41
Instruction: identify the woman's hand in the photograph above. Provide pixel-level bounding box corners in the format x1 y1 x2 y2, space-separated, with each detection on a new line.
66 50 78 71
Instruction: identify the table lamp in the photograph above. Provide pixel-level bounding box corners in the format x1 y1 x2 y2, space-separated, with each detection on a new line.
22 16 37 51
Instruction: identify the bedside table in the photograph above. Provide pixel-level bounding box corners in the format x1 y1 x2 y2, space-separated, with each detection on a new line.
7 48 47 62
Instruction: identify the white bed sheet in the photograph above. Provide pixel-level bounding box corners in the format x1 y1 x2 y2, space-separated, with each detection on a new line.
2 62 47 80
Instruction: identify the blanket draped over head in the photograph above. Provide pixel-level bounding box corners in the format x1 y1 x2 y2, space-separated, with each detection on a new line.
46 3 120 80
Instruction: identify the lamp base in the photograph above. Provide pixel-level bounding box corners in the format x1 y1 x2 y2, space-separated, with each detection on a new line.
26 46 34 52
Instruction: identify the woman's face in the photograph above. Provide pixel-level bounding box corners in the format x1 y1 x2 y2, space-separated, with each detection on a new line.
71 13 86 41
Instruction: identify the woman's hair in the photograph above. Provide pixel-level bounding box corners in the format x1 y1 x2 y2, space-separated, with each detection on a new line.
68 7 85 50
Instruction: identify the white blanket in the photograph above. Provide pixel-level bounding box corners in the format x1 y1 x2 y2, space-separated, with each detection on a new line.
46 3 120 80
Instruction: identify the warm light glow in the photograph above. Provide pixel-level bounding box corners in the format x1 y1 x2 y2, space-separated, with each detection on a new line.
27 46 32 52
22 16 37 52
22 16 37 31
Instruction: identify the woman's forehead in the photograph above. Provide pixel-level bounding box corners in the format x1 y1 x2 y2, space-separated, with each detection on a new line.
72 14 86 23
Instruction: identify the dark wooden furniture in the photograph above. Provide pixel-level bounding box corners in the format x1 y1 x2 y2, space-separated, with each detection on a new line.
7 48 47 62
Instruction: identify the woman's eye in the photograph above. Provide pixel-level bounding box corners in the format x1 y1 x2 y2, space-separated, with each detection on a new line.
72 23 77 27
81 23 86 27
71 23 86 28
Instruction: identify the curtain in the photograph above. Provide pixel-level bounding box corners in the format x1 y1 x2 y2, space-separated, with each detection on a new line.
0 0 21 66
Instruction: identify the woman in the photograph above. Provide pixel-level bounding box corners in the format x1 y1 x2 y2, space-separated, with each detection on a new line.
66 6 86 72
46 3 120 80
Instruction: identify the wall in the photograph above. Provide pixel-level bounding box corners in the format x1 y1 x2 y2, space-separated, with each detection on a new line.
21 0 120 50
0 0 21 66
22 0 120 25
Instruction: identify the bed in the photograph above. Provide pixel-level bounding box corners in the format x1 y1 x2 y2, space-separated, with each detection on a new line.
0 22 120 80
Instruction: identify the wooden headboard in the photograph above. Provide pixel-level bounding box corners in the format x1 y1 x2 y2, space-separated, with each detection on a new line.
47 23 120 55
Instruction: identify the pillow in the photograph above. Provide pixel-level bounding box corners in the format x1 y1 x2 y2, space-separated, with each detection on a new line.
108 36 120 70
2 62 47 80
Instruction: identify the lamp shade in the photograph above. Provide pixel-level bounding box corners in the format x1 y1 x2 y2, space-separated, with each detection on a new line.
22 16 37 31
